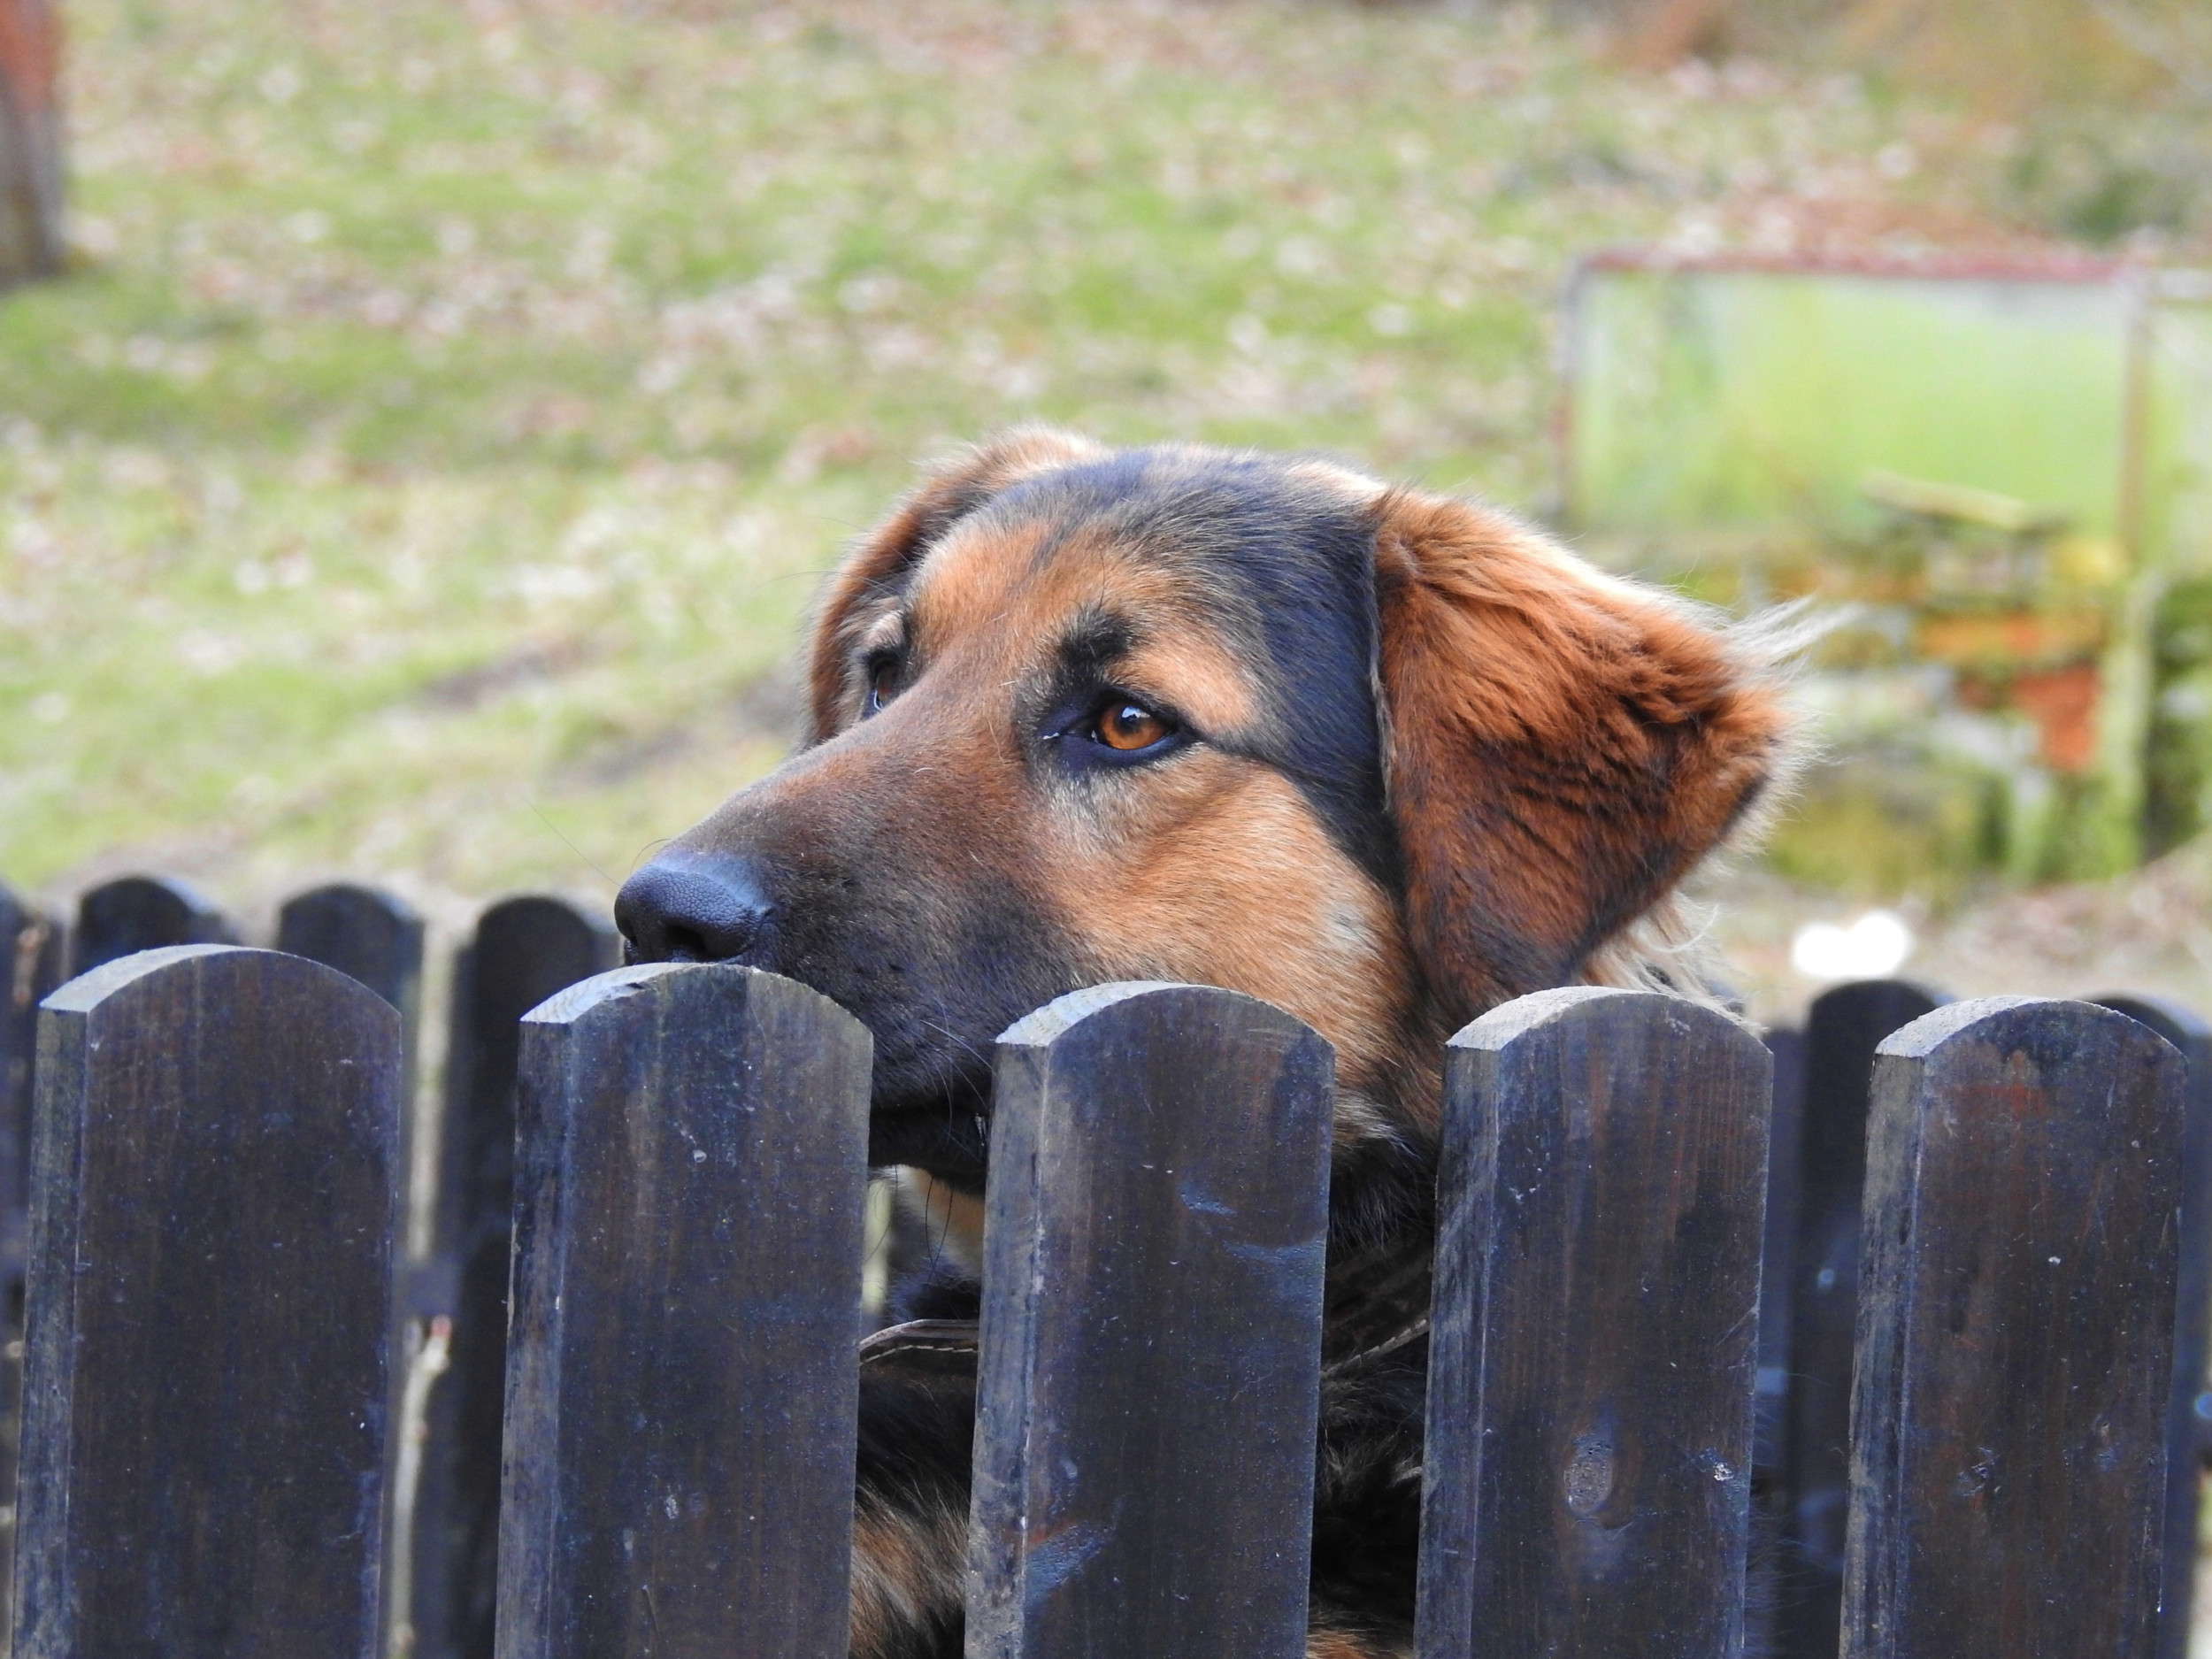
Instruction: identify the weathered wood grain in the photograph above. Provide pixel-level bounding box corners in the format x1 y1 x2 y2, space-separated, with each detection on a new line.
0 887 60 1655
274 884 430 1659
1782 978 1943 1658
410 895 618 1659
1748 1021 1806 1659
277 882 426 1027
2098 995 2212 1659
16 944 401 1658
1758 1025 1807 1464
68 873 234 976
496 962 872 1659
1844 997 2184 1659
1417 987 1770 1659
968 982 1333 1659
0 887 60 1274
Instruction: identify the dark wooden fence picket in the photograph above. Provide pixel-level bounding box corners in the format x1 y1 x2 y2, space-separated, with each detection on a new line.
1780 978 1943 1657
0 887 59 1655
1845 998 2184 1658
1755 1018 1808 1651
0 886 59 1281
968 982 1334 1659
17 945 401 1657
69 873 234 976
497 963 872 1658
408 896 618 1659
1417 987 1771 1659
3 866 2205 1657
277 881 426 1035
2096 994 2212 1659
273 882 430 1659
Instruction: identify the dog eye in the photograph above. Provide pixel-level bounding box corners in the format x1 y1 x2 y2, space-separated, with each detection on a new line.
864 660 897 716
1093 702 1172 752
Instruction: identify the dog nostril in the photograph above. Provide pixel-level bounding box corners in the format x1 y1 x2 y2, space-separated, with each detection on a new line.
614 856 773 965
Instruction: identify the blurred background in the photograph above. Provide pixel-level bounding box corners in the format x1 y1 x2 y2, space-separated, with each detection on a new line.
3 0 2210 1019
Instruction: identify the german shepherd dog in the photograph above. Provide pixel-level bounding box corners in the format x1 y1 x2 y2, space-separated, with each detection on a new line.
613 431 1788 1656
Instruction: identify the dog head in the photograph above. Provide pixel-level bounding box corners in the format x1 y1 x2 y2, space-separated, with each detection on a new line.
617 434 1785 1217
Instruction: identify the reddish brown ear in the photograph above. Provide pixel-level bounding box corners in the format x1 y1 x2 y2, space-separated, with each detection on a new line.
805 429 1102 743
1372 488 1786 1016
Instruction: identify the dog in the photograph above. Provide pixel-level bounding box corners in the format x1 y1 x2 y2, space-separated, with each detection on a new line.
613 430 1788 1656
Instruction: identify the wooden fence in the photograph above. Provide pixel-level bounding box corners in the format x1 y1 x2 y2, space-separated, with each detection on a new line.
0 872 2200 1657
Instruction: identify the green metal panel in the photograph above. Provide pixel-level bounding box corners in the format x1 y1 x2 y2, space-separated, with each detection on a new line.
1565 263 2137 541
1560 255 2212 884
2145 280 2212 580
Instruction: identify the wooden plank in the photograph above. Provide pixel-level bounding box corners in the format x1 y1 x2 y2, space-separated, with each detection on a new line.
2095 995 2212 1659
496 963 871 1658
0 889 60 1655
1417 987 1770 1659
17 944 401 1658
968 982 1333 1659
0 887 60 1273
1750 1022 1806 1659
1844 997 2184 1659
407 896 618 1659
1759 1025 1807 1464
1782 978 1943 1659
69 873 234 977
277 882 426 1025
274 884 429 1659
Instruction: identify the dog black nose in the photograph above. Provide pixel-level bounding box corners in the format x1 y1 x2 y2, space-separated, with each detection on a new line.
615 856 773 964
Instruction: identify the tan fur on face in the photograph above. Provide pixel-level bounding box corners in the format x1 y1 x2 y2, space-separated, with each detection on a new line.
845 513 1420 1121
808 431 1105 743
1047 757 1417 1133
790 429 1785 1152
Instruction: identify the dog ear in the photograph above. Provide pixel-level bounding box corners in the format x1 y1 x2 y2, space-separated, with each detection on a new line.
806 429 1102 743
1371 487 1786 1016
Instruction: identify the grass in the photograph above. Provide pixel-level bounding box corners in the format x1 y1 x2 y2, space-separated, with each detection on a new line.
4 0 2204 916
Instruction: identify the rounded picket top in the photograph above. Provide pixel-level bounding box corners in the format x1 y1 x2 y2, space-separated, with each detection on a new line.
1848 995 2185 1659
2 877 64 1072
429 891 625 1659
71 873 236 976
461 892 625 1055
42 939 398 1037
277 882 426 1014
1808 976 1947 1023
520 957 872 1062
2096 993 2212 1659
1449 980 1767 1061
429 893 623 1646
500 960 872 1659
972 981 1335 1659
476 893 619 973
1422 985 1772 1659
22 943 401 1659
1770 973 1949 1649
1000 977 1333 1062
1874 991 2179 1071
2096 991 2212 1061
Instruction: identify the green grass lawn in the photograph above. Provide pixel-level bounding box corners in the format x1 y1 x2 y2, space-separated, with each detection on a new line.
1 0 2190 916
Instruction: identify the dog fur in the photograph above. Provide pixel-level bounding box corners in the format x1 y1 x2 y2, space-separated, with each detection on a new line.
613 431 1789 1657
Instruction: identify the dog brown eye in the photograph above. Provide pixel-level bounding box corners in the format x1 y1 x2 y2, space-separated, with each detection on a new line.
865 662 897 715
1096 703 1168 751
